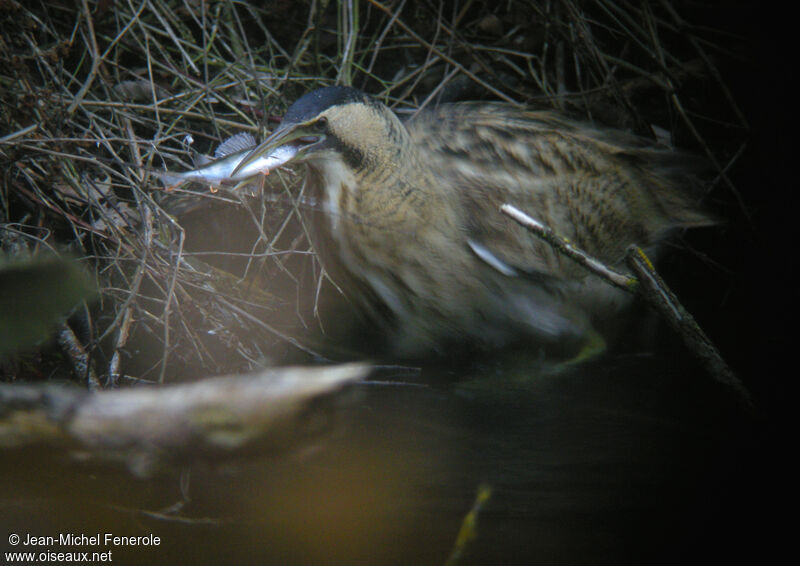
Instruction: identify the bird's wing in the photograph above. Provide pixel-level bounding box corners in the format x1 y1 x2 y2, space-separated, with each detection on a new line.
408 103 710 281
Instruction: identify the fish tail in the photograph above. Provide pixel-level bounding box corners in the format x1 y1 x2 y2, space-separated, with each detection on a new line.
151 171 186 191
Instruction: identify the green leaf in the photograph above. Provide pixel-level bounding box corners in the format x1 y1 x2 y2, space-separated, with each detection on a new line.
0 257 96 355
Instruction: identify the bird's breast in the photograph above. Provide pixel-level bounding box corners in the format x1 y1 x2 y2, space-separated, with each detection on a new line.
309 157 464 317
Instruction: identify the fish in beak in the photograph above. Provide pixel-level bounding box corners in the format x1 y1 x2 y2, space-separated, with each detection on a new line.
153 132 301 192
231 118 327 179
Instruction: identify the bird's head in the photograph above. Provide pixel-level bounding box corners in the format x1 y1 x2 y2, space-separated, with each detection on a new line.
233 86 406 178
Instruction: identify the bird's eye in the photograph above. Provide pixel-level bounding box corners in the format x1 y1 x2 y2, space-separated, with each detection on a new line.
315 117 328 131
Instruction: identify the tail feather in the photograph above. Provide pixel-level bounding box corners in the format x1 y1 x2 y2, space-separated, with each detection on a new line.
622 148 717 229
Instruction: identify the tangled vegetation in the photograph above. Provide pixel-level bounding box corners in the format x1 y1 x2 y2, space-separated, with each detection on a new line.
1 0 749 386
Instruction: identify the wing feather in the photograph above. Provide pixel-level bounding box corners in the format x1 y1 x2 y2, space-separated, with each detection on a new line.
407 104 711 280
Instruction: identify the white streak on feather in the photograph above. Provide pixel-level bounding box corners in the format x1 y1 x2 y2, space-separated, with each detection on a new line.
316 158 357 235
467 239 518 276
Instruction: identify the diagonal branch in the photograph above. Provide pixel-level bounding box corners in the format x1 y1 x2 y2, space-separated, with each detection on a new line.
501 203 754 413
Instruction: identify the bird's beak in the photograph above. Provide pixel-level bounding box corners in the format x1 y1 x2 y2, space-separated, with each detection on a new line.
231 121 324 177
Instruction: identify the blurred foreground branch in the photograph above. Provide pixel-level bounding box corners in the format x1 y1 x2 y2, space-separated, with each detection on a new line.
0 363 369 475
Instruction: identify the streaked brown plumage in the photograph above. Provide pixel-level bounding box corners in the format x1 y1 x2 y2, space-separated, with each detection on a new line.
235 87 712 360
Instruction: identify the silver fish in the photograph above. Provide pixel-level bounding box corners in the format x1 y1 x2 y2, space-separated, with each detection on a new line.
153 133 299 191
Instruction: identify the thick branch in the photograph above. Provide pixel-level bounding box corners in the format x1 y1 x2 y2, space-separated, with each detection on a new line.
0 364 369 475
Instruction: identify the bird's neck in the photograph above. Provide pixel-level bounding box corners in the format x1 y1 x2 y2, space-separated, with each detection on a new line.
359 136 441 224
315 117 441 230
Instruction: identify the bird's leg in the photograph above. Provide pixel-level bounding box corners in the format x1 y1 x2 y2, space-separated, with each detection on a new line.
563 329 607 366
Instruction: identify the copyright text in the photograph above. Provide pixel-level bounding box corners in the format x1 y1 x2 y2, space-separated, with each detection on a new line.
6 531 161 563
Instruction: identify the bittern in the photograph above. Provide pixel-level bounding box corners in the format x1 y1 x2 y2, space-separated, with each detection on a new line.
235 86 711 360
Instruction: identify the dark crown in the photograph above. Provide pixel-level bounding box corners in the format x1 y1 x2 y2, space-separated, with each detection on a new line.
281 86 378 126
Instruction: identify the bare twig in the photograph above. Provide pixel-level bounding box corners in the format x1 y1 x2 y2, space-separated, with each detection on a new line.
625 246 754 412
500 204 638 290
446 484 493 566
57 322 101 391
366 0 521 105
66 0 103 116
107 306 134 388
502 204 753 413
